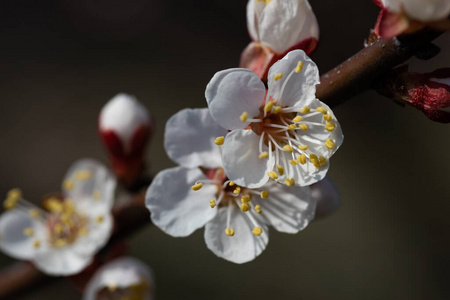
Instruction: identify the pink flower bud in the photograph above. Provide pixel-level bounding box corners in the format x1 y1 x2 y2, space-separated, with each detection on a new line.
99 94 153 184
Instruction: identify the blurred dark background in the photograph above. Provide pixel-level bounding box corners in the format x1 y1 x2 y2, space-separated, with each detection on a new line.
0 0 449 299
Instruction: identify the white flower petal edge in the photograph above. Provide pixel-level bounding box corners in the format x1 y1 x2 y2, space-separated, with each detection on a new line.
267 49 319 107
146 166 218 237
206 68 266 130
83 257 154 300
246 0 266 42
382 0 450 22
164 108 227 169
311 176 341 218
205 204 269 264
222 129 274 188
33 247 94 276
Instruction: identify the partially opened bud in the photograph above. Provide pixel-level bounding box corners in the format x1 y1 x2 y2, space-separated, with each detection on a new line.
99 94 153 185
83 256 154 300
376 66 450 123
241 0 319 80
311 177 341 218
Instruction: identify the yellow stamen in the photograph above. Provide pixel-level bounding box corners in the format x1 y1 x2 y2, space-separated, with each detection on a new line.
191 183 203 191
316 106 327 114
29 209 40 219
298 145 309 151
33 240 41 249
267 171 278 180
63 179 74 190
79 227 88 236
108 284 118 292
310 154 321 168
310 154 318 161
252 227 263 236
298 124 308 131
229 181 235 186
209 199 216 208
214 136 225 145
285 178 296 186
7 188 22 201
273 73 283 81
293 116 302 122
54 239 67 247
300 106 310 114
45 198 63 213
276 165 284 176
325 138 335 149
325 122 335 132
75 170 91 181
283 145 294 153
264 101 274 112
273 105 282 114
240 203 250 212
289 159 298 165
96 215 104 223
319 156 328 166
298 154 307 164
260 191 269 199
241 195 250 203
324 114 332 122
295 60 304 73
3 199 17 210
287 124 297 130
255 205 262 214
23 228 34 237
225 228 235 236
240 112 248 122
259 151 269 159
233 187 241 195
54 224 63 234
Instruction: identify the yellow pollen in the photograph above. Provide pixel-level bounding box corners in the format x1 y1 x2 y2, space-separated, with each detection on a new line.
96 215 104 223
300 106 310 114
7 188 22 201
79 227 88 236
288 124 297 130
255 205 262 214
214 136 225 145
233 187 241 195
325 122 335 132
310 154 318 161
316 106 327 114
23 228 34 237
273 73 283 81
29 209 40 219
3 198 17 210
54 239 67 247
54 224 63 234
298 124 308 131
324 114 332 122
260 191 269 199
240 112 248 122
252 227 263 236
45 198 63 213
267 171 278 180
325 138 335 149
295 60 304 73
33 240 41 249
63 179 74 191
191 183 203 191
298 154 307 164
259 151 269 159
293 116 302 122
229 181 235 186
319 156 328 166
93 190 101 201
276 165 284 176
285 178 296 186
241 195 250 203
298 145 309 151
209 199 216 208
273 105 282 114
283 145 294 153
225 228 235 237
264 101 274 112
108 284 118 292
289 159 299 165
240 203 250 212
310 155 321 168
75 170 91 181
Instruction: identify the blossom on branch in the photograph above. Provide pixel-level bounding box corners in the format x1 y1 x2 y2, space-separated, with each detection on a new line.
0 159 116 275
99 93 153 186
146 108 316 263
207 50 344 188
83 257 154 300
241 0 319 80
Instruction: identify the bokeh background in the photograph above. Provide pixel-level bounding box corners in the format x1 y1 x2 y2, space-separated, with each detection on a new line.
0 0 449 299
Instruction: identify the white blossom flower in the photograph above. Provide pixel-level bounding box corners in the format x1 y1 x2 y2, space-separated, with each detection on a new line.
0 159 116 275
377 0 450 22
146 108 316 263
83 257 154 300
206 50 344 189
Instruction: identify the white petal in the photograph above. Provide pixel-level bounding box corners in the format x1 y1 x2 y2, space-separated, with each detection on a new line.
281 150 329 186
63 159 116 210
246 0 266 42
146 166 218 237
83 257 154 300
99 93 151 153
311 177 341 218
204 205 269 264
258 0 319 54
260 182 315 233
267 50 319 107
222 129 274 188
33 246 93 276
402 0 450 21
0 209 46 260
164 108 227 169
205 68 266 130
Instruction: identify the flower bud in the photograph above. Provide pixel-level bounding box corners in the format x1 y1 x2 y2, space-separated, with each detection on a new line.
99 94 153 185
240 0 319 81
311 177 341 218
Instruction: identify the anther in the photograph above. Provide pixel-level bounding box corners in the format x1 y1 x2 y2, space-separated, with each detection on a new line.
23 228 34 237
210 199 216 208
255 205 262 214
267 171 278 180
259 151 269 159
64 179 74 190
319 156 328 166
316 106 327 114
325 122 335 132
54 224 63 234
33 240 41 249
54 239 67 247
260 191 269 199
215 136 225 145
273 105 282 114
293 116 302 122
300 106 310 114
29 209 40 219
241 195 250 203
289 159 298 165
295 60 303 73
283 145 294 153
285 178 296 186
324 114 332 122
264 101 274 112
75 170 91 180
298 124 308 131
7 188 22 201
229 181 235 186
225 228 235 236
191 183 203 191
240 112 248 122
325 138 335 149
273 73 283 81
96 215 104 223
240 203 250 212
298 154 307 164
233 187 241 195
79 227 88 236
252 227 263 236
288 124 297 130
298 145 309 151
276 165 284 176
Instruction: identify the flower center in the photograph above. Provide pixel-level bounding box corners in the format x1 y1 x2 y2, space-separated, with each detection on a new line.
96 280 151 300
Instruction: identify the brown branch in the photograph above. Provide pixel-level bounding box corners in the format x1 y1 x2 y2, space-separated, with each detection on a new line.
316 28 444 107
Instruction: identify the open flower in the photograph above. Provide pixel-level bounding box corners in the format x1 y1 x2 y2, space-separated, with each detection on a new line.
373 0 450 38
206 50 344 188
0 159 116 275
83 257 154 300
241 0 319 80
146 108 316 263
